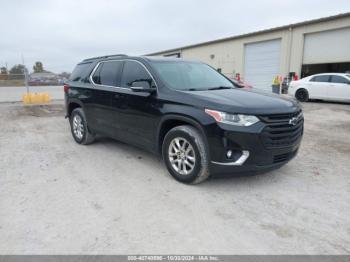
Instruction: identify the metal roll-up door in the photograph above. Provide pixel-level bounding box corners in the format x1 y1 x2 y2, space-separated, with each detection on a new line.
244 39 281 91
303 27 350 64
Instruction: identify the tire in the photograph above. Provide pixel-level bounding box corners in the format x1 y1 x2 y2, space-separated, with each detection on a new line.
162 125 210 184
295 88 309 102
69 108 95 145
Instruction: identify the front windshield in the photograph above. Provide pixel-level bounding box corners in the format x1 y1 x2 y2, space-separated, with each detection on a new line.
151 61 234 91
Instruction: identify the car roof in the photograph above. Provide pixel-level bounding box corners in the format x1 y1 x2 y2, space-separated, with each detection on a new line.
309 73 349 77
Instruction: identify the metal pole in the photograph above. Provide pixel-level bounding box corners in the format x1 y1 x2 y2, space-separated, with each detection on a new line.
24 68 29 94
21 54 29 94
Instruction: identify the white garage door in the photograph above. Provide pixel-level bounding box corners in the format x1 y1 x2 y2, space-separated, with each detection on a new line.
244 39 281 91
303 27 350 64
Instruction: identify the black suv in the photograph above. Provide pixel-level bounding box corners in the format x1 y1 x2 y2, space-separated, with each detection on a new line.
65 55 303 184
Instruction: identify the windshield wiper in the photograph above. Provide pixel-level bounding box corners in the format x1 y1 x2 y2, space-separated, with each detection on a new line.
207 86 232 90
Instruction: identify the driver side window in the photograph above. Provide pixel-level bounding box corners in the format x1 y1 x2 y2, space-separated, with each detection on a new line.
121 61 154 88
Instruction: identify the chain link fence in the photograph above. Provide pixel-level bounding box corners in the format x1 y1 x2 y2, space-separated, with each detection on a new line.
0 73 68 87
0 74 25 86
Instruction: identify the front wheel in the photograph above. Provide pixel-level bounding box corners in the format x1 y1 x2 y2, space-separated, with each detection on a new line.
162 125 210 184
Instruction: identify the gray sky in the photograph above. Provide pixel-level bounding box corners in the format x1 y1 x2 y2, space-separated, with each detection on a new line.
1 0 349 73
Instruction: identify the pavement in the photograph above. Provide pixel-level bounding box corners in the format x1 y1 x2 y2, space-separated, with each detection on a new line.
0 86 64 103
0 101 349 254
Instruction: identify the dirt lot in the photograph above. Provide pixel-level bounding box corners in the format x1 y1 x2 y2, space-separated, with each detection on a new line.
0 101 349 254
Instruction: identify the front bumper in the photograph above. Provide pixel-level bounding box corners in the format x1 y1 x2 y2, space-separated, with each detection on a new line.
206 117 303 176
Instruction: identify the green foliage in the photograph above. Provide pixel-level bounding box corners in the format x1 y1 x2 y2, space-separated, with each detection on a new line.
0 67 8 75
9 64 27 79
9 64 26 74
33 61 44 73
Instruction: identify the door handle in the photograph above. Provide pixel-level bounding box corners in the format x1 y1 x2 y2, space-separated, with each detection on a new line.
114 93 126 99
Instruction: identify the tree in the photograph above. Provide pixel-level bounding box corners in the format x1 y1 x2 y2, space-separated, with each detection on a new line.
0 67 8 75
33 61 44 73
9 64 27 74
9 64 27 80
0 67 8 80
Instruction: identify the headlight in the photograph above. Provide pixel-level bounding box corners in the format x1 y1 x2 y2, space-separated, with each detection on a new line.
205 109 260 126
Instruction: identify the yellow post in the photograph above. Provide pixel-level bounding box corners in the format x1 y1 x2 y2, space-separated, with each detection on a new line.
22 92 51 105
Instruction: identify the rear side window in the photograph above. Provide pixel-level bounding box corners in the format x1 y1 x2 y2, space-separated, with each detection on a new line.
310 75 330 83
121 61 153 88
70 62 92 82
92 61 123 86
330 75 349 84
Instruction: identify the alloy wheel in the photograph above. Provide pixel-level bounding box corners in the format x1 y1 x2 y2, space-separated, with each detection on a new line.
168 137 196 175
72 114 84 140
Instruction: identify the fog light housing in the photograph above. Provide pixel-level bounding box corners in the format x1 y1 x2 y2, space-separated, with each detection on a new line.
226 150 233 159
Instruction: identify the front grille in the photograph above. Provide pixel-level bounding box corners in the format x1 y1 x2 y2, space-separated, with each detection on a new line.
260 111 303 149
273 150 298 163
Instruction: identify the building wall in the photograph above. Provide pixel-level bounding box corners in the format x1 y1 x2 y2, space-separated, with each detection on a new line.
289 16 350 74
156 15 350 81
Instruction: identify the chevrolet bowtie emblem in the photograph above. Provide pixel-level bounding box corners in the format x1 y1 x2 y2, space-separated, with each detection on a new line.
289 117 298 126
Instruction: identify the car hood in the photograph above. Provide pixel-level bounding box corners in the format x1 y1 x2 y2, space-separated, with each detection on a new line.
181 88 300 115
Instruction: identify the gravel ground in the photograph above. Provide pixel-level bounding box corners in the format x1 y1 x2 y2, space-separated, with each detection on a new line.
0 101 349 254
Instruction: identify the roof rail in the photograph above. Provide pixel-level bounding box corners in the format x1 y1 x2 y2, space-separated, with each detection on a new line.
82 54 128 62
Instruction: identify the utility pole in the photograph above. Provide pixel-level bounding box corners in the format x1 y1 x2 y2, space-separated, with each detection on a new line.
21 54 29 94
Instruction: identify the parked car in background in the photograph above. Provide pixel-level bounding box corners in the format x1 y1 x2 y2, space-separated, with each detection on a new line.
289 73 350 102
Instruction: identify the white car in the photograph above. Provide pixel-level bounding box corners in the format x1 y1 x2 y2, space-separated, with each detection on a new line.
289 73 350 102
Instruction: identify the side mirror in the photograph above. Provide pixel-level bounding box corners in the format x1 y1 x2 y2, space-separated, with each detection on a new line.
130 80 154 92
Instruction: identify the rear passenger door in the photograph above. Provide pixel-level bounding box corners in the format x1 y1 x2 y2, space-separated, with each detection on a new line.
308 75 331 99
89 61 123 137
329 75 350 101
111 60 159 151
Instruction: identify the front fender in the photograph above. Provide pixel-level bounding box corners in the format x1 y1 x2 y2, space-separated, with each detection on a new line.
156 110 213 157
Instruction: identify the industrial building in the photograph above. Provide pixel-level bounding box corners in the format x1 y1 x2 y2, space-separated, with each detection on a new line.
147 13 350 91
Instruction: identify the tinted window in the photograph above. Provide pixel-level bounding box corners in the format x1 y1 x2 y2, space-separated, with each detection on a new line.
121 61 153 88
310 75 330 83
91 64 102 84
100 61 122 86
92 61 122 86
331 75 349 84
70 62 92 82
151 61 234 91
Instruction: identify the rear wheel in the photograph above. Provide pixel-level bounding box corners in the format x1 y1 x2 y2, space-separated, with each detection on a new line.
295 89 309 102
162 125 209 184
70 108 95 145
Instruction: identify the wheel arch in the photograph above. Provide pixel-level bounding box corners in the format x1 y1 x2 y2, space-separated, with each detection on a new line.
66 99 84 118
156 114 209 157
